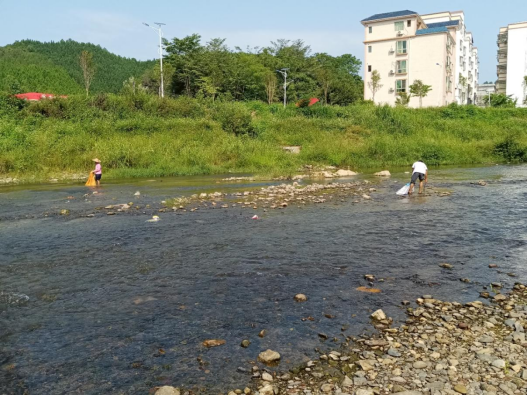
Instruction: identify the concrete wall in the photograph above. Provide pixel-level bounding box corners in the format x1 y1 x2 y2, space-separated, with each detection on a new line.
409 33 453 107
506 23 527 107
363 17 419 42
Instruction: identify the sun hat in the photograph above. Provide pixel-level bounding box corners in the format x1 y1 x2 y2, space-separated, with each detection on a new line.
92 158 101 162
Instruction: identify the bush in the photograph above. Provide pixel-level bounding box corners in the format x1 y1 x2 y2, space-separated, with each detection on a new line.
212 102 256 136
494 135 527 162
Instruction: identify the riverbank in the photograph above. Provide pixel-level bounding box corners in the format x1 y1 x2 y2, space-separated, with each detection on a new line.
1 95 527 182
213 282 527 396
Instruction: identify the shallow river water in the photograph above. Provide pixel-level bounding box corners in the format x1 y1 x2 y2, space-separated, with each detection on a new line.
1 166 527 394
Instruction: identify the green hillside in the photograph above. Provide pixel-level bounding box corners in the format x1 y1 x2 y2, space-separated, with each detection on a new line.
0 47 83 94
2 39 155 94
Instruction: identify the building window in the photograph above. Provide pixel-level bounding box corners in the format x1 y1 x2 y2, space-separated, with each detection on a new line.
368 46 372 53
394 21 404 31
396 79 407 93
396 60 407 74
369 26 372 33
368 65 372 72
407 20 411 27
396 41 407 54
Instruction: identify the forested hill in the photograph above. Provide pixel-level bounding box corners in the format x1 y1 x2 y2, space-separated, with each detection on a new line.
1 39 155 94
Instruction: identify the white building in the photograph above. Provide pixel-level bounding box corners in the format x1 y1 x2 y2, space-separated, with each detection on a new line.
497 22 527 107
361 10 479 107
476 83 496 106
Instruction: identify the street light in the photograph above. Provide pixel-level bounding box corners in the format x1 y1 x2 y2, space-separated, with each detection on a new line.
487 89 493 107
276 68 290 108
143 22 166 98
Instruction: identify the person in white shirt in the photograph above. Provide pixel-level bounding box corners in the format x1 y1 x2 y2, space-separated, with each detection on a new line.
409 160 428 195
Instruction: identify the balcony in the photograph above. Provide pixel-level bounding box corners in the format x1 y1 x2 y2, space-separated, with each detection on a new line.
497 32 508 45
497 64 507 74
498 48 508 55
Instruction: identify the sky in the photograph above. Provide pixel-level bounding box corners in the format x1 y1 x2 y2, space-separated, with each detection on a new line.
1 0 526 83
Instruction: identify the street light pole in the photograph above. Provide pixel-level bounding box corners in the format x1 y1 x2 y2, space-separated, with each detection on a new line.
276 68 289 108
143 22 166 98
487 89 492 107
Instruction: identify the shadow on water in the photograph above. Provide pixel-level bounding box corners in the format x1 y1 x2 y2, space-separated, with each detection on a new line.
1 165 527 394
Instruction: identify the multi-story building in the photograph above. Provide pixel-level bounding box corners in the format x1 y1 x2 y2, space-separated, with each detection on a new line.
476 83 496 106
361 10 479 107
496 22 527 107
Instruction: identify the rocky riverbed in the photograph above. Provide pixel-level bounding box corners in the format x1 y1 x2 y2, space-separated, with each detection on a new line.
205 283 527 396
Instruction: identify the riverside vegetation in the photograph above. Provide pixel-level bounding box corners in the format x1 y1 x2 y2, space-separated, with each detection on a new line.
1 94 527 182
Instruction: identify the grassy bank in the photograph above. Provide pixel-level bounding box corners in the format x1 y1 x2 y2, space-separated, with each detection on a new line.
1 94 527 182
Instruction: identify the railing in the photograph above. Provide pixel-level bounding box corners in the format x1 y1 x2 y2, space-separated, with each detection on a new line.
497 32 508 44
498 48 508 55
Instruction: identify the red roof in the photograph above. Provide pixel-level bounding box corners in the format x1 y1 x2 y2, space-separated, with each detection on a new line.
15 92 63 101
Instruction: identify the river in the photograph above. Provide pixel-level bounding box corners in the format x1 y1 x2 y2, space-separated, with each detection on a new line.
1 165 526 394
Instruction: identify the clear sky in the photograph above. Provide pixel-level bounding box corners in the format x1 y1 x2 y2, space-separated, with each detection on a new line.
1 0 526 83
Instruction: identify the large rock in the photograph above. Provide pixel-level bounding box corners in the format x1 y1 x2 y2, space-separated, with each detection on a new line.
259 384 274 395
261 372 273 382
371 309 386 321
258 349 281 364
374 170 391 176
335 169 358 177
155 386 181 395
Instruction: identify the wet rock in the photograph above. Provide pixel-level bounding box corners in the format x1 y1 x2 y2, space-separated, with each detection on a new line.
244 388 251 395
259 330 267 338
335 169 358 177
374 170 391 177
364 274 375 282
107 212 116 215
258 349 281 364
241 340 251 348
59 209 70 216
202 339 226 348
294 293 307 302
134 191 141 196
371 309 386 321
494 294 507 301
155 386 181 395
439 263 453 269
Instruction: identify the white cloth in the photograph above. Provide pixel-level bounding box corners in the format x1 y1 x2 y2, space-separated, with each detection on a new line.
412 161 427 175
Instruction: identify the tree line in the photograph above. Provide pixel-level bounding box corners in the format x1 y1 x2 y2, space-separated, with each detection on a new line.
139 34 363 105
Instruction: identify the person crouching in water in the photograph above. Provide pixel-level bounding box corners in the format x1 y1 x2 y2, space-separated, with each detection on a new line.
409 160 427 194
92 158 102 186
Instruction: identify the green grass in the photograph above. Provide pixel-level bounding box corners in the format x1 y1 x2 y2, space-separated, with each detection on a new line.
1 94 527 182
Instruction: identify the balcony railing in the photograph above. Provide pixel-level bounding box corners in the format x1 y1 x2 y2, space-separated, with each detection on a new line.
498 48 508 55
497 32 508 44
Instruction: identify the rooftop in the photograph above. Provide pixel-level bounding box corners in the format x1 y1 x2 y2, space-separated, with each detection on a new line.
361 10 418 23
415 27 449 36
426 21 460 28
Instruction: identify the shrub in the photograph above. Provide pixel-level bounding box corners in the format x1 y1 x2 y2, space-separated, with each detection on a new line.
212 102 256 136
494 135 527 162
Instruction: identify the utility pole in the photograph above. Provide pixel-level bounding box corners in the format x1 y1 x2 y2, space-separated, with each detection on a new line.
276 68 290 108
143 22 166 98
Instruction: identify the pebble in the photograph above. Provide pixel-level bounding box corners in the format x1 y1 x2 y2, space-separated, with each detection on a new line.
491 359 506 368
387 348 401 357
294 294 307 302
371 309 386 321
454 384 467 394
258 349 280 364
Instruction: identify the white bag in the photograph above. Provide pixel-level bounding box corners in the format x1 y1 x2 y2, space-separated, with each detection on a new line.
396 183 411 196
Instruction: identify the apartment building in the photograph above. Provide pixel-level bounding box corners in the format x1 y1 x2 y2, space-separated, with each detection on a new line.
361 10 479 107
497 22 527 107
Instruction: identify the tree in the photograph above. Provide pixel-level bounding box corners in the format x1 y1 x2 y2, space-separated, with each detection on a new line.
409 80 432 108
367 70 382 102
263 71 277 105
482 93 517 108
395 92 410 107
79 50 95 97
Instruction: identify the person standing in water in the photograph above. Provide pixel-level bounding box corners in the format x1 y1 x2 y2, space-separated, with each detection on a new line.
409 160 428 194
91 158 102 187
